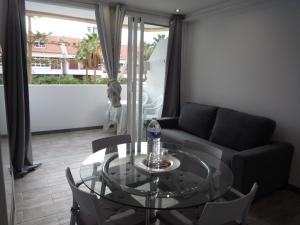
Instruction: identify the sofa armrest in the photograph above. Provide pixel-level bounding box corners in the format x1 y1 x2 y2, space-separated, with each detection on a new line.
156 117 179 129
231 142 294 197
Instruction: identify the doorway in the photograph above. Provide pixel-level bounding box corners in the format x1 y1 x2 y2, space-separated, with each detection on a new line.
126 16 169 144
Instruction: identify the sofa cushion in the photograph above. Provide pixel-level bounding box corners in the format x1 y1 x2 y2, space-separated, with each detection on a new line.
161 128 204 145
210 108 276 151
161 129 236 166
178 103 218 139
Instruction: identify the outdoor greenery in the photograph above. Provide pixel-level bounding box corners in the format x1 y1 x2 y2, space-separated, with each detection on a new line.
31 75 127 85
32 75 82 84
0 74 126 85
75 32 102 83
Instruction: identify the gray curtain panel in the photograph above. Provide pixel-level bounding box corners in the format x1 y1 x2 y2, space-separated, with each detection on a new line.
2 0 36 177
95 3 126 108
162 15 184 117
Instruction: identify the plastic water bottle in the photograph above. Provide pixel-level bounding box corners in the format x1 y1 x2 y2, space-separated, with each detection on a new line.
146 118 161 165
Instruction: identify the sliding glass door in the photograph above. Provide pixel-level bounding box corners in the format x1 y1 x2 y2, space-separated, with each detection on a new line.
127 16 169 144
127 17 142 144
143 24 169 121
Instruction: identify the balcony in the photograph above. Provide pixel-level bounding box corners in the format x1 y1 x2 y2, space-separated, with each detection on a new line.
0 84 127 134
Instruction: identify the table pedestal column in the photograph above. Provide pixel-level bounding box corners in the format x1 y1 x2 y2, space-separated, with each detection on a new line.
145 195 156 225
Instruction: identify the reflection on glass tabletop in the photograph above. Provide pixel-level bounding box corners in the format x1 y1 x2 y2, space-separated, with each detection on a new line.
80 142 233 210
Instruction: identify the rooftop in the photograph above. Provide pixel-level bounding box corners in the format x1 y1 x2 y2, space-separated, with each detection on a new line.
30 35 128 60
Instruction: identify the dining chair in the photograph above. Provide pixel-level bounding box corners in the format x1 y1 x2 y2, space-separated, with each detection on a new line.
90 135 131 193
143 95 164 122
157 183 258 225
92 134 131 153
66 167 154 225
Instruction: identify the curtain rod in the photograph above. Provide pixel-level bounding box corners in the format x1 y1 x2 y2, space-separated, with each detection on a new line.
26 0 171 20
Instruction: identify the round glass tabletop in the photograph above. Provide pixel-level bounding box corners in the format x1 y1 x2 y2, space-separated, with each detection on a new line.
80 142 233 210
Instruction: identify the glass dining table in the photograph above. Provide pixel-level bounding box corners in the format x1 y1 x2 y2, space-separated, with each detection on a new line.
80 142 233 225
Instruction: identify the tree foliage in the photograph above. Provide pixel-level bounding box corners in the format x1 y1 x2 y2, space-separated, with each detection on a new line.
28 31 52 45
76 34 102 69
75 32 102 83
31 75 127 85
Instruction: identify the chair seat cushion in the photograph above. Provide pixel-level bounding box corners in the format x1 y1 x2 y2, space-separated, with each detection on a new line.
157 207 201 225
104 208 156 225
178 103 218 139
78 191 155 225
210 108 276 151
157 208 240 225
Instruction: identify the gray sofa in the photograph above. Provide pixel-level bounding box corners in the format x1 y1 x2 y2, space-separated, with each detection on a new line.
158 102 294 197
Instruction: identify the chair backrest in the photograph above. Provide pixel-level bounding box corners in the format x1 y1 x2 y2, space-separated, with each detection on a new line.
65 167 103 225
143 95 164 120
92 135 131 153
184 140 223 160
155 95 164 117
142 91 149 105
152 95 163 106
198 183 258 225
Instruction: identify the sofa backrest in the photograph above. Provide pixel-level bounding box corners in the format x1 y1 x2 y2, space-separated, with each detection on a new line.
209 108 276 151
178 103 218 139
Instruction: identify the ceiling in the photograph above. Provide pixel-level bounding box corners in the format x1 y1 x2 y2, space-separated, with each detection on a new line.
64 0 230 16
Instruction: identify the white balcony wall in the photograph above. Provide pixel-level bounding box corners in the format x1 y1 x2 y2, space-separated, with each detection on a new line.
67 70 108 77
0 85 127 134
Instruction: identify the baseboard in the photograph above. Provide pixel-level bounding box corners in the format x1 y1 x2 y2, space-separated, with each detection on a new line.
32 125 103 135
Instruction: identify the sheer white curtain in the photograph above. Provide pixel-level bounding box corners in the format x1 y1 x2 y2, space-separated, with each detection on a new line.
95 3 126 108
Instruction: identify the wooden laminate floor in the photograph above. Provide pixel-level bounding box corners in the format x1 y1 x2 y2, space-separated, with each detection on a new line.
15 129 300 225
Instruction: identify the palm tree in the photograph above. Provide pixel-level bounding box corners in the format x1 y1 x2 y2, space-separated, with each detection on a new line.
75 38 89 81
75 33 102 83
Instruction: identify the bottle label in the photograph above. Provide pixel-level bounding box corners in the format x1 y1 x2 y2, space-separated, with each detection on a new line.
147 131 161 139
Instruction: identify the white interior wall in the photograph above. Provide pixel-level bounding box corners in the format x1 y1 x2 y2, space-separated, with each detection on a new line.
0 85 127 134
182 0 300 187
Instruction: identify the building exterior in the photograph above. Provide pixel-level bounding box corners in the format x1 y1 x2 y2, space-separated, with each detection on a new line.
0 35 128 77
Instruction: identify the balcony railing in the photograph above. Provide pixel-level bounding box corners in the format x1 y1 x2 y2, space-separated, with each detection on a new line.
0 84 127 134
